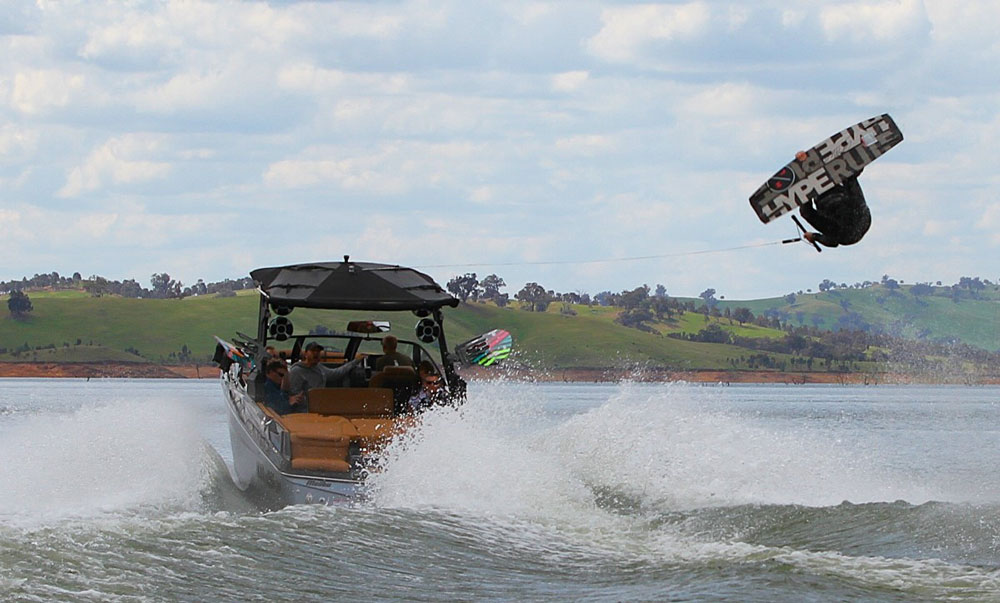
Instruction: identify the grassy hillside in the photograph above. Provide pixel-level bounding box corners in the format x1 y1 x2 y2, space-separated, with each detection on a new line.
1 284 995 371
0 289 803 371
717 283 1000 351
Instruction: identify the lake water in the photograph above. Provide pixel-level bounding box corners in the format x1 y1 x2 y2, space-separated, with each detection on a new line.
1 378 999 601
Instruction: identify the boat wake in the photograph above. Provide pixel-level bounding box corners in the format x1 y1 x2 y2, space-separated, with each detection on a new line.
359 380 1000 598
2 380 998 600
368 380 969 515
0 398 241 526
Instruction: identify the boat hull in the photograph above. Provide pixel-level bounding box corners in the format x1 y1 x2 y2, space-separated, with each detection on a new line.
221 371 364 507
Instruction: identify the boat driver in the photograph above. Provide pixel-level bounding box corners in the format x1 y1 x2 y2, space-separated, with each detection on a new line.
374 335 413 371
284 341 361 399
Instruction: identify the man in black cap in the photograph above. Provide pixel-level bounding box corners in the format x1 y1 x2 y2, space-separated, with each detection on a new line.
284 341 361 403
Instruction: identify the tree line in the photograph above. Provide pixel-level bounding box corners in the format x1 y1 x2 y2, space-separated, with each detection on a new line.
1 271 254 299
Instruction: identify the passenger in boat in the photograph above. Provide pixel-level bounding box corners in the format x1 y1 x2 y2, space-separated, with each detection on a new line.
375 335 413 371
262 359 305 414
285 341 360 396
407 361 446 412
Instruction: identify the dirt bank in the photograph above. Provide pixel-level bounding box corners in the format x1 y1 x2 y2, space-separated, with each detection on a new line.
457 366 1000 385
0 362 220 379
0 362 995 385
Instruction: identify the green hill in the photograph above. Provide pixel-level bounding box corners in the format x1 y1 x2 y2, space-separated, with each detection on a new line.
1 283 996 373
716 283 1000 351
0 289 803 371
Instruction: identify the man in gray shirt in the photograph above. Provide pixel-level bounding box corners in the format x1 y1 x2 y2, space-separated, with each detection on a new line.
284 342 360 402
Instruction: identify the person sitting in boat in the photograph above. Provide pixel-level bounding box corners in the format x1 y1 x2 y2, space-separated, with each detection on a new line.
407 361 446 413
262 359 305 414
375 335 413 371
285 341 360 397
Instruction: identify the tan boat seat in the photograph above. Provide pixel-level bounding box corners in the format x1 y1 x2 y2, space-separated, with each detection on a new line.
258 406 358 473
307 387 394 418
368 367 419 415
303 388 401 449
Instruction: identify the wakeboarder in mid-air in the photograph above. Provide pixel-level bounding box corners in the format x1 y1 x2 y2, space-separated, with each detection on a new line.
796 151 870 248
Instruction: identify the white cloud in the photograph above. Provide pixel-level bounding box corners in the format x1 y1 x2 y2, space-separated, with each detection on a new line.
0 124 38 160
552 70 589 92
820 0 929 43
0 1 997 297
262 141 493 196
553 134 618 156
0 208 29 243
277 63 348 93
678 82 762 118
587 2 712 63
8 69 86 115
780 8 809 29
58 135 171 198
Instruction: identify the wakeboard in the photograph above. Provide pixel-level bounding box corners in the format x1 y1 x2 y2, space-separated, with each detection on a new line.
749 114 903 224
455 329 512 367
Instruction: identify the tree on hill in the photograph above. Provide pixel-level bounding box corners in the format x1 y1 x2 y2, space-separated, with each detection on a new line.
480 274 506 304
182 279 207 297
649 295 675 320
958 276 985 298
732 307 754 325
699 288 718 309
150 273 182 299
818 279 836 292
616 307 655 332
516 282 550 312
619 285 650 310
446 273 480 302
593 290 616 306
7 290 32 318
120 279 144 298
83 275 109 296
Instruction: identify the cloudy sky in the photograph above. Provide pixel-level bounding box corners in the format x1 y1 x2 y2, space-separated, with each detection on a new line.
1 0 997 300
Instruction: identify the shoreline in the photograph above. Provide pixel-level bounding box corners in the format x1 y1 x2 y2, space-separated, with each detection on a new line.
0 362 996 385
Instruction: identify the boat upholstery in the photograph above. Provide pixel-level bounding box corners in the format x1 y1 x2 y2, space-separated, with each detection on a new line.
258 404 356 473
257 388 406 471
282 414 356 473
367 367 419 415
306 387 397 449
307 387 393 417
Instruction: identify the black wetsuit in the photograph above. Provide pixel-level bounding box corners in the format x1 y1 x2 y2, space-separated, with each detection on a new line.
799 176 870 248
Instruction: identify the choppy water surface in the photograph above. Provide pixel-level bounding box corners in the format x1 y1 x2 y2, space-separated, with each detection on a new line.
1 379 998 601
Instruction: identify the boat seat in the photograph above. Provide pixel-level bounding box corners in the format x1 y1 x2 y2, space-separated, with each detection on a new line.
307 387 394 418
257 405 357 474
304 388 399 448
283 415 357 474
348 418 396 451
368 367 419 415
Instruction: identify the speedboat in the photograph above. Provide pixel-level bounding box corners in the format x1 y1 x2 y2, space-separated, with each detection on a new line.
213 258 511 506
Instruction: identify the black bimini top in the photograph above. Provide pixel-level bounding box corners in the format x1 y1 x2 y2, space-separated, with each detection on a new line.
250 259 459 311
